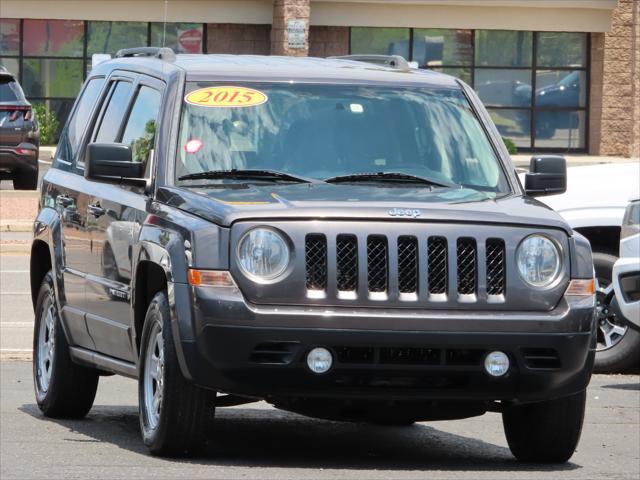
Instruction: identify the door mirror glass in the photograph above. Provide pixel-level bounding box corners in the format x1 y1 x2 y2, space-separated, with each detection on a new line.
85 143 144 184
524 155 566 196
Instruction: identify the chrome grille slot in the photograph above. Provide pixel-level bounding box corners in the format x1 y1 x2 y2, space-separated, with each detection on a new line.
337 234 358 292
486 238 506 296
305 234 327 291
367 236 388 294
397 236 419 294
457 238 477 295
427 236 448 295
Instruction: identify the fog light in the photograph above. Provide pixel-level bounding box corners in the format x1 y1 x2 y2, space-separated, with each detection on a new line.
306 347 333 374
484 351 510 377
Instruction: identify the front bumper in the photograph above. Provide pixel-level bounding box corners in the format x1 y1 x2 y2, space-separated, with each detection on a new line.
174 284 596 404
613 257 640 328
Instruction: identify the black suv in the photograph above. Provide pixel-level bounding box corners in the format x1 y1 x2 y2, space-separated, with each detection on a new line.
0 66 39 189
31 48 596 461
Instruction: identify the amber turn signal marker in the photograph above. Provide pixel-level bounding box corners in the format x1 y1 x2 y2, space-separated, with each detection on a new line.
565 278 595 296
187 269 236 287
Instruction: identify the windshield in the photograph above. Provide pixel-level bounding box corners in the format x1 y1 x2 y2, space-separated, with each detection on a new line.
176 82 508 193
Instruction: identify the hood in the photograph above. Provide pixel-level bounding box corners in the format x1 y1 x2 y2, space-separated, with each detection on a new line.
156 183 571 232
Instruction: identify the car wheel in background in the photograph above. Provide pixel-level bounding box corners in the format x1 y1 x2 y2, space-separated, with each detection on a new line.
33 271 99 418
593 252 640 373
13 168 38 190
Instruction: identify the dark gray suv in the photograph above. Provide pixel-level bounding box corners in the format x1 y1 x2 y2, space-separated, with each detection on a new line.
30 48 596 461
0 66 39 189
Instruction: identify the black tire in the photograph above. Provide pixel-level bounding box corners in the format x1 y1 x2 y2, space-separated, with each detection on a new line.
13 169 38 190
33 271 99 418
138 290 215 456
593 252 640 373
502 390 586 463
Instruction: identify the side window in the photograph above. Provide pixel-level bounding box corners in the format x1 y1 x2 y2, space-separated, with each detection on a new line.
56 77 105 167
94 81 133 143
120 86 161 165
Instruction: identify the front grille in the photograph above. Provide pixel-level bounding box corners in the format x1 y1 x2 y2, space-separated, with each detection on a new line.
486 238 506 295
398 236 418 294
305 234 327 290
427 237 448 294
367 236 388 293
303 231 508 304
456 238 477 295
337 235 358 292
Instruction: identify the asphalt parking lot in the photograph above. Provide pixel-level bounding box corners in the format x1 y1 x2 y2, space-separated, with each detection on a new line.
0 252 639 480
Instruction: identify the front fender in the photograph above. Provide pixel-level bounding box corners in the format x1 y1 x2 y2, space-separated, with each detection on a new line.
132 225 196 380
32 207 64 310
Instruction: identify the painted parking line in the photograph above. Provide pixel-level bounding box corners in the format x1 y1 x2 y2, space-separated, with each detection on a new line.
38 159 52 165
1 322 34 326
0 292 30 295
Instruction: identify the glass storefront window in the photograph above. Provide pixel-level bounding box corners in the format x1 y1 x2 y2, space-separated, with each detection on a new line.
0 19 20 56
22 58 83 97
430 67 471 84
350 27 410 59
534 110 585 149
536 70 586 108
23 20 84 57
537 32 586 67
412 29 472 67
474 69 532 107
151 23 203 53
475 30 532 67
0 57 19 77
87 21 148 56
489 109 531 149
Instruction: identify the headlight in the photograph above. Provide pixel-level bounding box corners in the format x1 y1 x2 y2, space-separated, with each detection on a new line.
237 228 290 281
516 234 561 287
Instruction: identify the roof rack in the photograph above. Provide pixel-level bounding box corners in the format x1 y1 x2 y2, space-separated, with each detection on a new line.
328 54 413 71
115 47 176 62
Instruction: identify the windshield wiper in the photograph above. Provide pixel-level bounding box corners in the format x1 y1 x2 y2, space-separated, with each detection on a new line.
178 169 315 183
324 171 457 188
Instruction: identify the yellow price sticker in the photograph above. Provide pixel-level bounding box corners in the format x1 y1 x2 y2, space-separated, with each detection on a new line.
184 86 268 108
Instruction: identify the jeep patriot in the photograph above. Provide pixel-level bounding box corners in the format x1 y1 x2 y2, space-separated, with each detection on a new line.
30 48 596 460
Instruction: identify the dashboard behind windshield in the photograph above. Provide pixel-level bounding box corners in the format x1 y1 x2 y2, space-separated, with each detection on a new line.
176 82 508 193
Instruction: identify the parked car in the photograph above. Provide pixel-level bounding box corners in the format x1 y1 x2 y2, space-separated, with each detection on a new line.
0 66 39 189
613 197 640 329
540 162 640 372
31 49 596 461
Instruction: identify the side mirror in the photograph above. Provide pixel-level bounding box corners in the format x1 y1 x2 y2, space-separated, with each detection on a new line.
85 143 144 184
524 155 567 197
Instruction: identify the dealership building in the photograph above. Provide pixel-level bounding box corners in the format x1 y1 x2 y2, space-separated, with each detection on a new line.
1 0 638 157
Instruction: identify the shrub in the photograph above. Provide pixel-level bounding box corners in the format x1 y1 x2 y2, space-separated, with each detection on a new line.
502 137 517 155
33 103 59 145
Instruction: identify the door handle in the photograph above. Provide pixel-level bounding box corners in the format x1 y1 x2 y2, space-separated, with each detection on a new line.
56 194 74 208
87 203 106 218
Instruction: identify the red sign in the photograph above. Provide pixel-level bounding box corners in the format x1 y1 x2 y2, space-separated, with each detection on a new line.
178 28 202 54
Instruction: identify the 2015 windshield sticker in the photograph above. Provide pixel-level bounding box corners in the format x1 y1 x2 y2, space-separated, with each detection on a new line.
184 86 268 108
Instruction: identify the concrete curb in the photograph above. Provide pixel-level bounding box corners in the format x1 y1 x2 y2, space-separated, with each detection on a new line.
0 352 32 361
1 221 32 233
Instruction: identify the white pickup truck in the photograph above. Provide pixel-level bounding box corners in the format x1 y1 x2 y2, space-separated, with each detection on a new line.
538 161 640 372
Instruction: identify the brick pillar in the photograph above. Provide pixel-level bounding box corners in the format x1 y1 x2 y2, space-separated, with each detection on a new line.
592 0 640 157
271 0 310 56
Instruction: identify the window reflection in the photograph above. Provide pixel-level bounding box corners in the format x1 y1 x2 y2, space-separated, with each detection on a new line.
412 29 472 67
150 23 203 53
22 58 83 97
0 19 20 56
87 21 148 56
350 28 410 59
23 19 84 57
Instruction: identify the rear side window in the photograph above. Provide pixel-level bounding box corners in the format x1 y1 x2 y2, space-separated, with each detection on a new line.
94 81 133 143
120 86 161 164
0 77 23 102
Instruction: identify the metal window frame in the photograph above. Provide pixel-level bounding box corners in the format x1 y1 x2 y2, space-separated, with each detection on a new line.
349 27 590 153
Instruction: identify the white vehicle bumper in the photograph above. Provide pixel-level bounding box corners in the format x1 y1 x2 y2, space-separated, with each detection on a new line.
613 256 640 328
